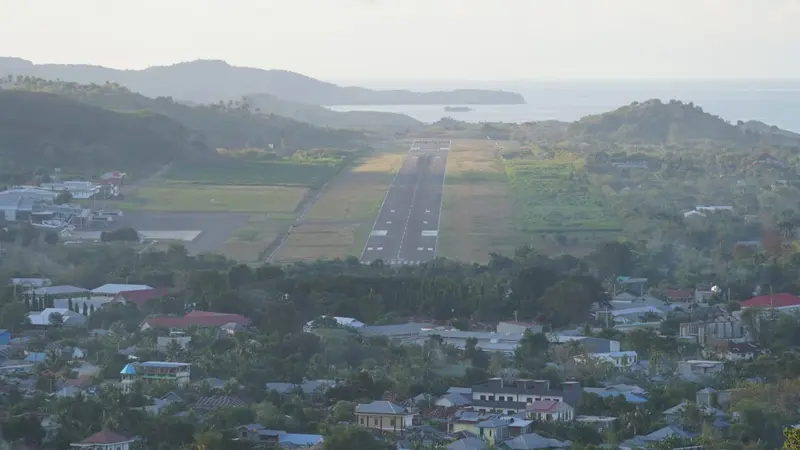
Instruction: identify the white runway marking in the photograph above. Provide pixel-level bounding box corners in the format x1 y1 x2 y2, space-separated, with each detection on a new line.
425 209 431 213
423 221 428 224
367 247 373 251
427 248 434 251
386 221 392 224
421 230 438 237
371 230 388 236
377 247 383 251
390 209 395 213
417 247 424 251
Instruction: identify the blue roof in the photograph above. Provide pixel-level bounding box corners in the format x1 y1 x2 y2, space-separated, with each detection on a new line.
120 363 137 374
279 433 323 447
589 390 647 403
140 361 191 368
0 329 9 335
25 352 46 362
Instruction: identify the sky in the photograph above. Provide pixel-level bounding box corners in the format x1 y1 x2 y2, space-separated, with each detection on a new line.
2 0 800 80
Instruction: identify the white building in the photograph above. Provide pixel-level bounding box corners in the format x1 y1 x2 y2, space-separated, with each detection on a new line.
91 284 153 297
586 351 639 368
27 308 87 327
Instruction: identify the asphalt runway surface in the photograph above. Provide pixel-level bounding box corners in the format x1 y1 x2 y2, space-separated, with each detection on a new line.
361 140 450 265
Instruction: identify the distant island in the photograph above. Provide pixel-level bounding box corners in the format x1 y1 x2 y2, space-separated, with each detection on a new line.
444 106 473 112
0 57 526 106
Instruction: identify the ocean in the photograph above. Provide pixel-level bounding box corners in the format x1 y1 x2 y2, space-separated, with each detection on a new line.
327 79 800 132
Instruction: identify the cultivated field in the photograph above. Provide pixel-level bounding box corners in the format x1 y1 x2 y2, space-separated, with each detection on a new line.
166 160 337 187
116 183 308 214
437 140 520 262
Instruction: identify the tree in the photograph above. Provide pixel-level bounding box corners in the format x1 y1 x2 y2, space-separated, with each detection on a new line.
90 304 95 314
785 427 800 449
48 312 64 327
54 190 73 205
323 425 392 450
514 330 549 372
82 303 88 316
68 298 74 311
0 302 30 332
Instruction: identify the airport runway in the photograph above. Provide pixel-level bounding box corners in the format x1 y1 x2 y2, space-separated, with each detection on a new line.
361 140 450 265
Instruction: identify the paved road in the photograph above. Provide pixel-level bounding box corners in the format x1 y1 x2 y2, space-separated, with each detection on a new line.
361 140 450 265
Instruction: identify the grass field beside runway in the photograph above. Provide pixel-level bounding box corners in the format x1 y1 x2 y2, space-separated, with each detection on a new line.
273 222 368 263
116 183 308 214
221 214 296 263
437 140 521 262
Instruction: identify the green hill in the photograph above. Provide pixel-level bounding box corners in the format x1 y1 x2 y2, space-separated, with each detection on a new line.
0 90 208 174
4 77 366 151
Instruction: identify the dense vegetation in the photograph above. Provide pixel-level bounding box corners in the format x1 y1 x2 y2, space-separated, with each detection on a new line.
0 57 525 105
0 90 207 175
3 76 366 152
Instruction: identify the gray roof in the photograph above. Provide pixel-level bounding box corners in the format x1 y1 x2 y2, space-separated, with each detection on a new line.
447 437 487 450
27 285 89 296
447 387 472 395
504 433 570 449
265 382 296 394
359 322 434 337
438 393 471 406
477 418 509 428
355 401 407 415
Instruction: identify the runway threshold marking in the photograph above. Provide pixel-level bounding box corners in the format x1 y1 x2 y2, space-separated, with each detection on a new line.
370 230 388 236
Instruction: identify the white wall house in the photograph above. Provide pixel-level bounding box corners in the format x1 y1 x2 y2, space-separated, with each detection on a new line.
586 351 639 368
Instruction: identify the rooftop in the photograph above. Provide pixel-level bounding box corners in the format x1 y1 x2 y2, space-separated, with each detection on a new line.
75 430 135 445
92 283 153 295
355 400 408 415
741 293 800 308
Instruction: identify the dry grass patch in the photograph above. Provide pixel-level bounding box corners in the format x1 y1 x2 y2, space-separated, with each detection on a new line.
221 214 294 263
305 152 406 222
274 223 362 262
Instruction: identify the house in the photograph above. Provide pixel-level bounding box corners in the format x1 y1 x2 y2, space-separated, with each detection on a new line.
582 388 647 405
585 351 638 368
575 416 617 432
619 425 692 450
70 430 137 449
113 287 171 309
447 437 487 450
193 395 249 413
475 418 510 444
471 378 582 414
120 361 191 391
436 392 472 407
157 331 191 351
447 387 472 396
504 433 570 449
303 315 365 332
741 293 800 311
140 310 251 331
665 289 694 303
27 308 87 327
525 400 574 421
92 284 153 297
25 285 90 298
0 329 10 345
711 342 762 361
234 424 324 447
54 297 113 313
25 352 47 363
677 360 724 380
496 321 544 335
355 401 415 432
663 401 724 425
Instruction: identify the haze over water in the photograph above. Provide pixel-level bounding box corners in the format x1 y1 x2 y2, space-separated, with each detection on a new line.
329 79 800 132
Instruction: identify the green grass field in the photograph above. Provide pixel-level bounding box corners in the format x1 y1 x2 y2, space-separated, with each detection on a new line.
503 154 621 232
166 160 338 187
117 184 308 213
221 214 296 263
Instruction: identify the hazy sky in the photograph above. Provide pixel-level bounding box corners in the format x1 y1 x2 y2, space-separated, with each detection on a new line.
2 0 800 80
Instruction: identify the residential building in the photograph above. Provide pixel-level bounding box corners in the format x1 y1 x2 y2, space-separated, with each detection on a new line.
471 378 581 414
193 395 249 413
10 277 52 288
141 310 251 331
234 424 324 447
112 287 171 309
157 331 191 352
619 425 692 450
663 401 725 425
92 284 153 297
665 289 694 303
585 351 638 368
446 437 486 450
709 342 762 361
575 416 617 432
741 293 800 311
120 361 191 391
677 360 724 380
496 321 543 335
70 430 137 450
27 308 87 327
355 401 415 432
504 433 570 449
303 315 365 332
475 418 510 444
435 393 472 407
526 400 574 421
265 379 337 402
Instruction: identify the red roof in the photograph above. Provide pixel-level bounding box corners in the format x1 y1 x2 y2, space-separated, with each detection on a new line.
143 310 250 329
528 400 560 412
78 430 133 444
118 287 171 308
741 293 800 308
666 289 693 299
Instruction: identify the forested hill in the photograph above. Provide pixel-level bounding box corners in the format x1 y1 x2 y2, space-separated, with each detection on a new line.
4 77 366 151
0 57 525 105
566 99 800 148
0 90 208 171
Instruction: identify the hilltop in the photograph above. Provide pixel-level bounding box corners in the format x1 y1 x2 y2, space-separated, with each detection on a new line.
0 57 525 105
564 99 800 149
3 77 367 151
0 90 208 173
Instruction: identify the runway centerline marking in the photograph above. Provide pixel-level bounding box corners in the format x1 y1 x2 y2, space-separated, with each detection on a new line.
396 161 425 260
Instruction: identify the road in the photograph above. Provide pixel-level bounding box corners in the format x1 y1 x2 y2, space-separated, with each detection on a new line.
361 140 450 265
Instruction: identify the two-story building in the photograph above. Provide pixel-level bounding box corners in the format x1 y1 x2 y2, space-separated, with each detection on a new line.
471 378 581 415
355 401 415 432
70 430 137 450
120 361 191 391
